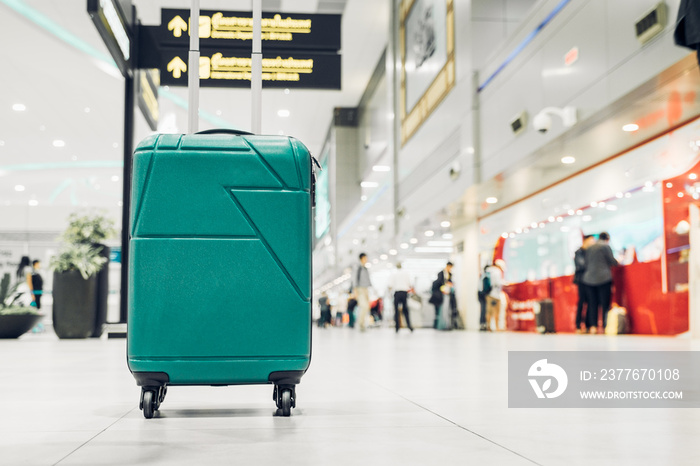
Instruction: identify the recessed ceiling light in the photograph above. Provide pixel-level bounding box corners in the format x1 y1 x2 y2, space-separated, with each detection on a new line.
622 123 639 132
112 142 119 148
53 140 65 147
486 197 498 204
561 156 575 164
409 238 418 244
284 88 290 95
440 221 451 228
442 233 453 239
111 175 120 182
361 195 367 201
380 254 388 260
389 249 398 255
361 181 379 188
84 107 91 113
372 165 391 172
277 109 290 117
690 173 698 180
400 243 409 249
376 215 384 221
501 233 509 238
368 225 376 231
71 156 78 161
548 216 555 222
28 200 38 207
424 230 434 237
14 185 25 192
678 192 684 198
12 103 26 112
567 210 575 215
216 110 222 116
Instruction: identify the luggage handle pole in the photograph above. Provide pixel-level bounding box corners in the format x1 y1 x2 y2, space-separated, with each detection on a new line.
187 0 200 134
251 0 262 134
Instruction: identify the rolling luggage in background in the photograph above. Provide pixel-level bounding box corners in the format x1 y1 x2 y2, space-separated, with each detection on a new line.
605 304 629 335
127 130 315 418
534 299 555 334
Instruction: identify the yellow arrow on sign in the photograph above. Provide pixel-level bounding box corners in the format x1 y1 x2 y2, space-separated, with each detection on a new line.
167 56 187 79
168 15 188 37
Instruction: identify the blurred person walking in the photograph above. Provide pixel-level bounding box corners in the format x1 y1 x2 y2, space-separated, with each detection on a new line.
573 235 596 333
389 262 414 333
430 262 455 330
353 253 373 332
29 260 44 310
318 292 331 328
478 265 490 331
485 260 506 331
347 292 358 328
582 232 619 333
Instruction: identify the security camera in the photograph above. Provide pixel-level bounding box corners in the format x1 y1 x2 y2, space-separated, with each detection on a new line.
532 106 577 134
533 112 552 133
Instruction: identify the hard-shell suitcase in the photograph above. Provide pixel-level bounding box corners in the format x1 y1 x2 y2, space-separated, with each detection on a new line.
127 130 314 418
534 299 555 334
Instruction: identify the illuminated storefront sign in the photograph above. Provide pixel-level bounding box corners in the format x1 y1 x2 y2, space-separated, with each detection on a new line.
87 0 133 77
157 9 341 51
136 69 159 130
159 49 341 89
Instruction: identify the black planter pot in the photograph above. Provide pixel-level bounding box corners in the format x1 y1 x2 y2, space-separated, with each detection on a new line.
52 270 97 339
93 244 110 338
0 313 43 339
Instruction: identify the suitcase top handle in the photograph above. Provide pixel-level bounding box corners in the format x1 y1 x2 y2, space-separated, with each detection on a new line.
196 129 254 136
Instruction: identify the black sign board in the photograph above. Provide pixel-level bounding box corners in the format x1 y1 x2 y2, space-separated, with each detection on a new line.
157 9 341 51
159 49 340 89
135 69 159 130
87 0 133 77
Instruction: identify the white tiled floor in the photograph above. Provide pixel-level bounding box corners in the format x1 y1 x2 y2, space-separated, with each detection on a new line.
1 327 699 466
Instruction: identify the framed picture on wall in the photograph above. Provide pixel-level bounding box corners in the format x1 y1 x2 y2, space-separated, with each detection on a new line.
400 0 455 145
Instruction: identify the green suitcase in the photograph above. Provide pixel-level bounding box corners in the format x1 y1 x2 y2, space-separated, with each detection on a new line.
127 130 314 418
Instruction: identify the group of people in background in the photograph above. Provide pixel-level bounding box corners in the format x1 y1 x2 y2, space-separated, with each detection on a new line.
317 253 461 332
573 232 619 333
15 256 44 310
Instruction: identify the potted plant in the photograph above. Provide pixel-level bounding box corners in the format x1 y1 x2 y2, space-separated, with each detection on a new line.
51 211 115 339
0 273 43 339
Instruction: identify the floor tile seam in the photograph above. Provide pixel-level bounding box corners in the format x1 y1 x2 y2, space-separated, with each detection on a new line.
52 407 136 465
361 376 542 466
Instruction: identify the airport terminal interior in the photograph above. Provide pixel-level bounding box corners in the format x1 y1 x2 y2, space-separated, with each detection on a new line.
2 0 700 465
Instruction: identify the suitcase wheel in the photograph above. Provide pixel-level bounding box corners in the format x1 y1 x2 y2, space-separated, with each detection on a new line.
274 385 295 417
141 388 158 419
280 389 292 417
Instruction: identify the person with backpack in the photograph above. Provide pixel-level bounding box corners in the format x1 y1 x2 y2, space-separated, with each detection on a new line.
478 265 491 331
484 259 505 331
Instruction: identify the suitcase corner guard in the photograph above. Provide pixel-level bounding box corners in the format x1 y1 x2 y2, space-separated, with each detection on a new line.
133 371 170 387
268 370 305 386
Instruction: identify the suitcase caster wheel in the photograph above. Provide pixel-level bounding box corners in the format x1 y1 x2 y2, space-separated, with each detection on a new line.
281 389 292 417
142 390 156 419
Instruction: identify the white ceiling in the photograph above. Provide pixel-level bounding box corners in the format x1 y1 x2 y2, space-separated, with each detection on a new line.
0 0 389 215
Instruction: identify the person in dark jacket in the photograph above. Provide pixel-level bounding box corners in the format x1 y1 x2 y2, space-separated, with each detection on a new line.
573 235 595 333
430 262 454 329
582 232 618 333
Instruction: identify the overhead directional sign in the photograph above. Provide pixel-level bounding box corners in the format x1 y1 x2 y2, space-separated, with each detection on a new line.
156 9 341 51
159 49 341 89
